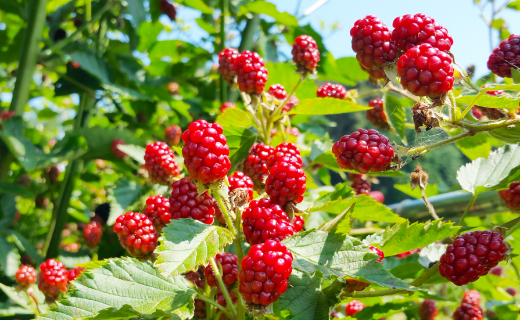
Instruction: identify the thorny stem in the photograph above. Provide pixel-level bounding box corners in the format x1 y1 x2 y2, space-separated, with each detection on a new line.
458 193 477 227
196 293 232 319
209 257 237 317
421 188 439 220
406 130 475 157
213 190 236 235
448 90 458 122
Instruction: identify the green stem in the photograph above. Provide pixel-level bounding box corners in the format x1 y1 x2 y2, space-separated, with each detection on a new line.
233 208 245 319
458 90 485 121
463 77 481 92
406 130 475 157
448 90 458 122
352 88 383 99
41 0 113 57
209 257 237 317
219 0 228 103
196 293 232 319
387 83 420 102
213 190 237 235
458 193 477 227
506 218 520 237
454 118 520 132
272 77 303 120
276 121 288 142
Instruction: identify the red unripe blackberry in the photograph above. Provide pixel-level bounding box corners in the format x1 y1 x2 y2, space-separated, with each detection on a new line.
489 266 503 276
472 107 484 120
462 290 481 307
398 248 421 258
265 160 307 205
144 195 171 232
111 139 126 158
144 142 180 185
507 287 517 296
238 240 293 305
243 143 274 189
204 253 238 287
332 129 394 173
283 95 299 113
242 198 296 245
181 120 230 184
351 175 371 195
487 34 520 78
194 299 206 318
292 35 320 73
345 300 365 316
453 303 483 320
165 124 182 146
293 215 304 232
159 0 176 21
68 267 85 281
439 230 507 286
168 82 179 95
391 13 453 53
186 269 205 288
316 83 346 99
268 84 287 100
366 98 389 129
220 102 236 113
499 181 520 211
267 142 303 168
113 212 158 258
38 259 68 299
350 15 396 71
15 265 37 286
218 48 239 86
229 171 254 200
169 177 215 224
83 220 103 247
0 110 16 121
234 51 268 95
345 279 370 293
418 300 438 320
370 246 384 262
397 43 454 97
369 191 385 203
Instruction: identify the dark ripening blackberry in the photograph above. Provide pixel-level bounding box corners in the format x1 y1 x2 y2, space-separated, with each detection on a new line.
83 220 103 247
350 15 396 71
397 43 454 97
292 35 320 73
238 240 293 305
204 253 238 287
439 230 507 285
418 300 438 320
391 13 453 52
332 129 394 173
170 177 215 224
453 303 483 320
499 181 520 211
159 0 176 21
165 124 182 146
487 34 520 78
181 120 231 184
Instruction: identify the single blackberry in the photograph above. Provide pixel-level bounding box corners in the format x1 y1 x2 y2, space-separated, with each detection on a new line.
165 124 182 146
487 34 520 78
391 13 453 52
204 253 238 287
144 142 180 185
292 35 320 73
15 265 37 287
144 195 171 232
499 181 520 211
316 83 346 99
170 177 215 224
366 98 389 129
218 48 239 86
243 143 274 189
235 51 268 95
113 212 159 258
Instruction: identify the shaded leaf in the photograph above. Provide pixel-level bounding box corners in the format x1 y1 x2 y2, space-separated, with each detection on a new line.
223 125 257 167
216 107 254 129
385 94 406 143
76 127 145 161
107 179 147 225
0 182 34 198
154 219 234 277
0 236 20 278
283 229 416 290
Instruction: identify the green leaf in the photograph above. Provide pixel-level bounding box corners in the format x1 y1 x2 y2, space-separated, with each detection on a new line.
456 94 520 109
223 125 257 168
0 236 20 278
488 123 520 143
245 1 298 26
335 57 369 82
107 179 146 225
283 229 416 290
481 83 520 91
274 271 341 320
154 219 234 277
367 220 460 257
195 18 216 34
393 183 441 199
385 94 406 143
177 0 213 13
76 127 145 160
0 182 34 198
0 194 17 229
125 0 146 28
288 98 370 115
4 230 43 266
37 258 196 320
70 51 111 84
456 132 492 160
264 62 319 100
457 144 520 194
317 203 354 234
507 0 520 10
512 68 520 83
351 194 406 223
0 117 87 170
0 283 31 311
216 107 254 129
117 144 145 165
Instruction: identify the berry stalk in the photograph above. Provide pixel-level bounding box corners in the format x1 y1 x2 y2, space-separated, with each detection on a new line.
458 90 486 121
271 76 303 121
448 90 459 122
209 257 237 317
195 291 232 319
213 190 237 235
458 193 478 227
